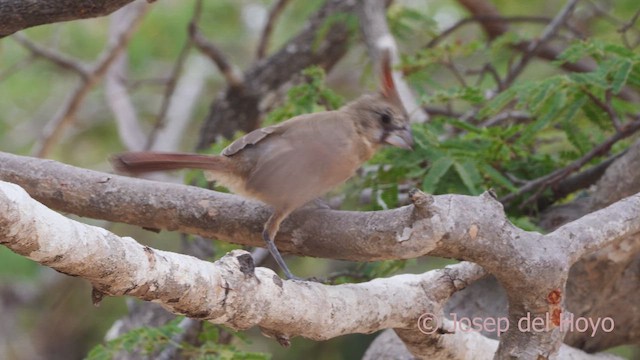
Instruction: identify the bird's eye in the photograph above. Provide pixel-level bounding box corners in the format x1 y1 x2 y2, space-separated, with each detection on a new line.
380 112 392 124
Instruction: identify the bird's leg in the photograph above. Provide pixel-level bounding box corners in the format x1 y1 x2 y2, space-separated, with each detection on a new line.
263 210 302 280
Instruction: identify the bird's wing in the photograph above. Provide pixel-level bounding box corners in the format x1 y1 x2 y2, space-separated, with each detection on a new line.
221 124 283 156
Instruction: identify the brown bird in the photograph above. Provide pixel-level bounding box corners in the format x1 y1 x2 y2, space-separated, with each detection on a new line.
111 54 413 280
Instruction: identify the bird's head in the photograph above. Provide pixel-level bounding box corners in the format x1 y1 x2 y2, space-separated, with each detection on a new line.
346 94 413 150
346 50 413 150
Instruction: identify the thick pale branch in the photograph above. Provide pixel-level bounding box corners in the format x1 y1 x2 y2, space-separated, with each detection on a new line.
1 151 638 270
2 153 639 356
552 194 640 263
0 151 510 265
365 329 624 360
0 180 485 342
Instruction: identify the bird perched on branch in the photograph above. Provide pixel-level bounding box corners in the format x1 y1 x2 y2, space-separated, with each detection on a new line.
111 52 413 280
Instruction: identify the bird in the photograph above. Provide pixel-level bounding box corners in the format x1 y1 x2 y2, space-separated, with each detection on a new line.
111 53 413 280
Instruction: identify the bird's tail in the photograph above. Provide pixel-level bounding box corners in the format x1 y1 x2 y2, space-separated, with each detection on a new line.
111 151 230 174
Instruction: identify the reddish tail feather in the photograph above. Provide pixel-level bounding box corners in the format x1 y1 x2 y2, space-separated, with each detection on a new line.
111 152 227 174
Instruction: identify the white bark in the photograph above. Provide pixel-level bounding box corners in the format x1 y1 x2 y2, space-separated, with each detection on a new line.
1 153 640 358
0 180 486 346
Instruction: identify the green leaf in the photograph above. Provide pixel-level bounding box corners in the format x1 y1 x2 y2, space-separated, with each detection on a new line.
448 119 482 133
562 120 591 155
627 64 640 88
561 92 588 124
422 156 454 193
602 43 636 58
555 40 592 64
582 100 610 130
479 87 518 118
521 88 566 143
479 163 517 192
453 160 482 195
568 72 609 89
611 59 633 94
529 79 560 114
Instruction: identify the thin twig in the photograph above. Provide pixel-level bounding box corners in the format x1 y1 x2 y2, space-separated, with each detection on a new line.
618 8 640 49
427 15 555 48
536 151 624 210
618 8 640 32
469 63 503 90
189 24 243 88
423 106 464 119
12 33 89 77
445 53 468 87
256 0 291 60
143 0 207 150
502 0 579 88
32 2 149 158
145 41 193 150
500 118 640 206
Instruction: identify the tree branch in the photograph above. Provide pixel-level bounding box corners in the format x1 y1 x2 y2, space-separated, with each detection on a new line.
1 152 640 356
502 0 579 88
0 180 485 343
365 328 625 360
12 33 89 77
256 0 291 60
189 23 243 89
0 0 143 38
500 119 640 207
456 0 639 102
196 0 356 148
31 1 149 158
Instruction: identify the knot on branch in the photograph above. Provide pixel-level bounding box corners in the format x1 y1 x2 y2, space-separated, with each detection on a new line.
480 189 504 210
409 188 434 218
220 250 257 278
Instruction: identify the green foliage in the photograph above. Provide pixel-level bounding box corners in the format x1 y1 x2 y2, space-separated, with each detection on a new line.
86 318 270 360
375 37 640 211
86 318 183 360
264 66 344 125
387 5 438 41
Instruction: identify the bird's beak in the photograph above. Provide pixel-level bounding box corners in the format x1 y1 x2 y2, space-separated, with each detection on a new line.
385 127 414 150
